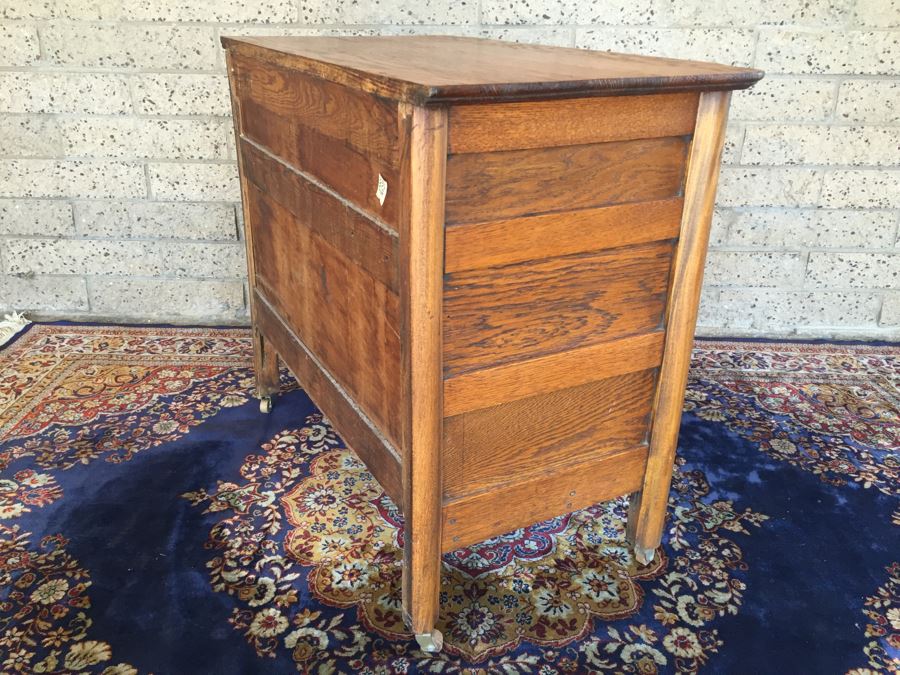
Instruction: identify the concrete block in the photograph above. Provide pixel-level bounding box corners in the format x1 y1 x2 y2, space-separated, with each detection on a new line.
718 168 823 207
88 278 245 318
0 73 131 114
149 163 240 201
820 170 900 208
132 74 231 116
43 23 218 70
757 29 900 75
721 208 897 248
836 80 900 124
0 199 74 236
705 250 804 286
3 238 245 278
0 160 145 199
0 275 88 312
806 251 900 288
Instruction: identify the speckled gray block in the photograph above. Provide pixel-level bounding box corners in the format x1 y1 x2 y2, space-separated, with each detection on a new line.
88 278 245 318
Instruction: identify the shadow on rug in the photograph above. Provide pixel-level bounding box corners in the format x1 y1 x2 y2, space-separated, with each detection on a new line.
0 324 896 674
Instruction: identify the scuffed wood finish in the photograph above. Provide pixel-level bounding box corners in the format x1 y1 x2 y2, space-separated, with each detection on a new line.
445 137 688 223
442 369 656 499
449 92 699 153
443 331 665 417
226 35 758 649
254 295 402 504
232 53 400 164
442 446 649 552
248 183 402 447
399 104 447 637
443 240 674 377
226 50 280 401
223 36 763 104
627 91 733 559
231 55 402 229
445 198 683 273
242 139 399 291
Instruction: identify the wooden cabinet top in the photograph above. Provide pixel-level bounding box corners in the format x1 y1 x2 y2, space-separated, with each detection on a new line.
221 35 763 104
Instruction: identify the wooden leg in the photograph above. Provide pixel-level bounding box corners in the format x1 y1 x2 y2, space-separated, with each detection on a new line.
627 91 732 562
626 491 656 564
400 103 447 653
253 327 280 412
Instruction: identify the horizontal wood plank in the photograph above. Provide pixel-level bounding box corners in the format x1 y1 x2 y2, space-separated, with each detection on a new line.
254 292 403 506
248 183 403 446
239 96 402 228
441 445 648 551
444 240 674 377
233 53 400 167
242 139 399 291
443 368 656 499
445 136 688 224
445 198 683 272
449 92 699 154
443 330 665 416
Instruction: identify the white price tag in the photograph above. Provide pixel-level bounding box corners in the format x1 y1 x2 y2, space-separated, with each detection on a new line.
376 173 388 206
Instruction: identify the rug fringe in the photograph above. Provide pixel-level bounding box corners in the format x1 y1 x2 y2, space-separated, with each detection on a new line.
0 311 30 347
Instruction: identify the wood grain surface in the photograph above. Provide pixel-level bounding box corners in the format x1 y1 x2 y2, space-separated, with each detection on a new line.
449 92 699 153
223 36 763 104
443 241 674 377
443 330 665 416
441 445 648 551
445 137 688 223
445 198 683 272
242 139 399 291
442 368 656 499
627 91 733 555
399 104 447 635
248 182 403 447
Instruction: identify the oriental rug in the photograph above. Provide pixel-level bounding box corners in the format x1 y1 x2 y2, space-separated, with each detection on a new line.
0 324 896 674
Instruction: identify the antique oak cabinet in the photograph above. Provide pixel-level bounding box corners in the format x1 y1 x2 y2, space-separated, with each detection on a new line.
223 35 763 652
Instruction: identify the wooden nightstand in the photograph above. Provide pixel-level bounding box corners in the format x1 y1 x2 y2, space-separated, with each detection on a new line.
222 35 763 653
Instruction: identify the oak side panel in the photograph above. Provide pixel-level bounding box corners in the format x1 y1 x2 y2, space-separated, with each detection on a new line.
628 91 733 556
443 330 665 416
448 92 699 153
442 446 648 552
442 368 656 499
445 198 683 273
254 294 402 504
247 182 403 447
242 138 399 292
445 136 688 224
443 240 674 377
399 104 447 636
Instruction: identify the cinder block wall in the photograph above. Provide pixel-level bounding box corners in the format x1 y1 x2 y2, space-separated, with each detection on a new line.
0 0 897 339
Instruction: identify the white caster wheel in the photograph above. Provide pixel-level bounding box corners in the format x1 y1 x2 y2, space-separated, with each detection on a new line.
259 396 273 414
634 546 656 566
415 630 443 653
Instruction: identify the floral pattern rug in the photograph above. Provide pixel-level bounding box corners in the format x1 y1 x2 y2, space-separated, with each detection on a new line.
0 324 897 674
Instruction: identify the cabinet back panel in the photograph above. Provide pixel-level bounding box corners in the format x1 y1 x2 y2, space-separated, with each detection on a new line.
233 56 402 229
248 181 402 447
